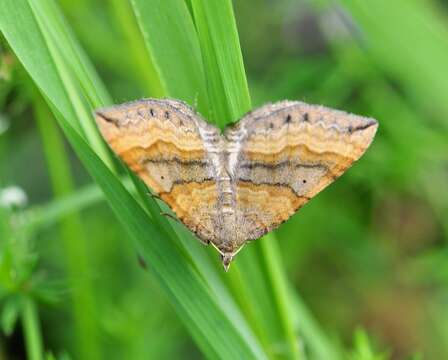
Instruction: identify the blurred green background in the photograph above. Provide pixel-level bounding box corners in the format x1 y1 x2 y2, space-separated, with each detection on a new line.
1 0 448 359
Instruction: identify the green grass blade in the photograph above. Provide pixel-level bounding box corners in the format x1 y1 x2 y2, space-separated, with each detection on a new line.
128 2 271 352
33 0 112 107
189 2 230 126
260 233 304 359
290 290 342 360
109 0 165 97
191 1 300 358
22 177 132 232
130 0 209 116
28 0 112 165
21 297 44 360
341 0 448 125
0 1 77 129
34 96 101 360
191 0 251 126
22 181 114 232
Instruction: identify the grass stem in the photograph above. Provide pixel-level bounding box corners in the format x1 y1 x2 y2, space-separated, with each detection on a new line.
260 234 302 359
21 297 44 360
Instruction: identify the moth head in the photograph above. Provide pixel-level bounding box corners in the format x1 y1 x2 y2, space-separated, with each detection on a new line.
209 239 245 272
215 243 246 272
221 253 234 272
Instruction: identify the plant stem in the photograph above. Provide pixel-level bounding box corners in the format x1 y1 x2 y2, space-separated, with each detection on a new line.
21 297 44 360
260 234 302 359
225 263 273 353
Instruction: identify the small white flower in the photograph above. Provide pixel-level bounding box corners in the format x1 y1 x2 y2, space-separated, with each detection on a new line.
0 186 28 208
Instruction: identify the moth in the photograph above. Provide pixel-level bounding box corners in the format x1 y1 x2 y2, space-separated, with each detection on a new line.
95 99 378 270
